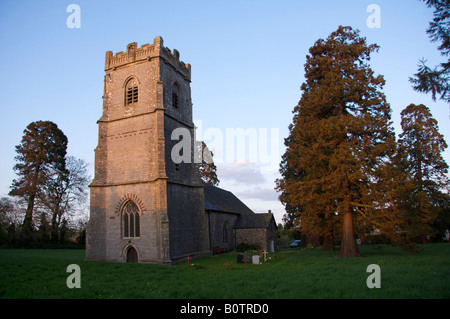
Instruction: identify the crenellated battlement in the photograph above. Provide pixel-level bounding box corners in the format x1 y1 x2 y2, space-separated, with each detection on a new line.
105 36 191 79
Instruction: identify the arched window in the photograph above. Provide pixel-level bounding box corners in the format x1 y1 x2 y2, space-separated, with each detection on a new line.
223 222 229 244
125 78 138 106
172 83 180 109
123 201 140 238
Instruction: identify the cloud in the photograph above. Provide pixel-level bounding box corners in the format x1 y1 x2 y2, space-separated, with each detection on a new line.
217 162 266 185
235 187 279 202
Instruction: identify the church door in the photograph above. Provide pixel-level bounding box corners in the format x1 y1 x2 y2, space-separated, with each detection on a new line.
127 247 138 263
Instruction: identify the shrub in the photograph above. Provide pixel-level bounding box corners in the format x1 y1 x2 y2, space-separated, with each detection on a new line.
235 242 260 252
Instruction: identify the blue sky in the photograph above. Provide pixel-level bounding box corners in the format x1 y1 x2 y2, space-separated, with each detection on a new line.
0 0 448 225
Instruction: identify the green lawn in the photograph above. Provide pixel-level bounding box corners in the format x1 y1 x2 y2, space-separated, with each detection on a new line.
0 244 449 299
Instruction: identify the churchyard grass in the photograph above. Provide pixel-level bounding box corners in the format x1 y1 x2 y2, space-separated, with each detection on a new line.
0 244 449 298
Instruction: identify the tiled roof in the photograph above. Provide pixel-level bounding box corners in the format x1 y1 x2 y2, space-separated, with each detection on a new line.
204 183 276 229
233 213 275 229
204 183 254 215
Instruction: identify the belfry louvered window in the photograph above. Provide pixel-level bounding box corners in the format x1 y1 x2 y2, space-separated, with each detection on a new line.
123 201 140 238
125 78 138 106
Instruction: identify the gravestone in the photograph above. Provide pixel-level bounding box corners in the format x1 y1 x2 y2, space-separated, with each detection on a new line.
237 252 248 263
252 255 260 265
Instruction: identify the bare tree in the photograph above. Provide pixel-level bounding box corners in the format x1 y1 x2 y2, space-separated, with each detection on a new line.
197 141 220 186
38 156 89 242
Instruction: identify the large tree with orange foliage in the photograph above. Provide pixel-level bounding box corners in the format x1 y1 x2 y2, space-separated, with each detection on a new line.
276 26 397 257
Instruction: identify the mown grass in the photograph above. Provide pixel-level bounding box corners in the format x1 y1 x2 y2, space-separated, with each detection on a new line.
0 244 449 299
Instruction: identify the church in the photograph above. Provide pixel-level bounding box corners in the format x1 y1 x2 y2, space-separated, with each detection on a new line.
85 37 277 264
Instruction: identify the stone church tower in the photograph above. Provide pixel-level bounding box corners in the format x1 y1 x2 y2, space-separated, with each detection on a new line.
86 37 210 264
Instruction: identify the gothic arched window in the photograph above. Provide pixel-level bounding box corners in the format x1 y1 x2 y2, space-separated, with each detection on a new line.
223 222 229 244
123 201 140 238
125 78 138 106
172 83 180 109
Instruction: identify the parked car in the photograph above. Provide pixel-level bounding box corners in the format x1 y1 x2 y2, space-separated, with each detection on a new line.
290 240 301 248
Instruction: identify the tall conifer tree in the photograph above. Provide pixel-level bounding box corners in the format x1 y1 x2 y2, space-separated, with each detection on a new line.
396 103 449 243
9 121 68 233
276 26 396 257
409 0 450 104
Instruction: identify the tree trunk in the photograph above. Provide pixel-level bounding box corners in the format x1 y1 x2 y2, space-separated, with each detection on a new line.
22 166 41 233
322 234 334 251
308 234 321 247
23 193 35 232
339 210 360 257
322 208 334 251
51 211 59 242
322 233 334 250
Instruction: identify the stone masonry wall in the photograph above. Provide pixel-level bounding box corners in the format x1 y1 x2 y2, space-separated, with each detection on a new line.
234 228 269 251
